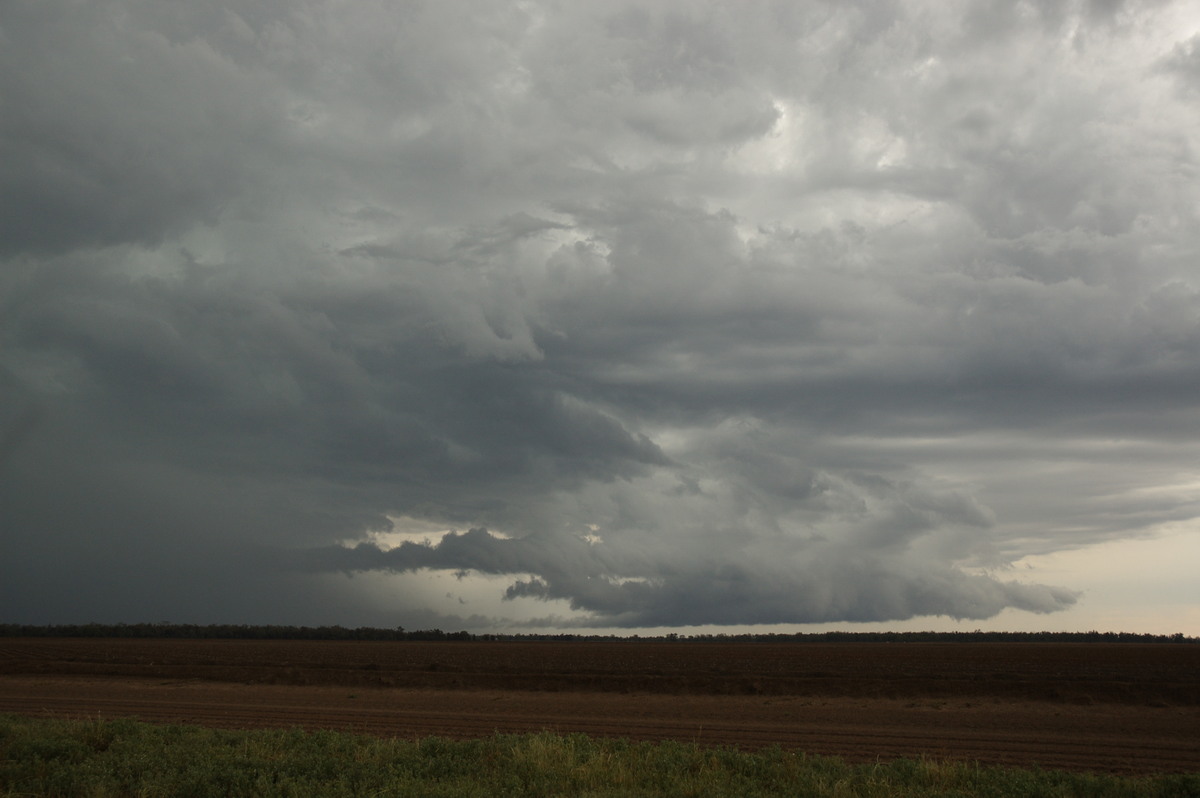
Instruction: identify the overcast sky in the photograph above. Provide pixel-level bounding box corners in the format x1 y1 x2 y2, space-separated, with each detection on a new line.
2 0 1199 634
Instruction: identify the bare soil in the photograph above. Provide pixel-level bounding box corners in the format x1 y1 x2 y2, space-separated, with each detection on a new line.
1 639 1196 774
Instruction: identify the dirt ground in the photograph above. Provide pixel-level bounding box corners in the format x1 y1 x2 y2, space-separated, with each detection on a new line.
1 639 1196 774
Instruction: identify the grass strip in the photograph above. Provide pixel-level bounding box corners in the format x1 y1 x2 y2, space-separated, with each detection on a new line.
1 714 1196 797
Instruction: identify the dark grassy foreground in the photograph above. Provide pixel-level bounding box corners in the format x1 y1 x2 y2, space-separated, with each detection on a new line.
1 715 1196 798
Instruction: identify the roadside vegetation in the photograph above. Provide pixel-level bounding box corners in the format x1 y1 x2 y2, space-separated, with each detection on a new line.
2 715 1196 797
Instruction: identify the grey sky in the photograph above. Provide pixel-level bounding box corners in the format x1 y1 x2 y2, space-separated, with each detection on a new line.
2 0 1198 633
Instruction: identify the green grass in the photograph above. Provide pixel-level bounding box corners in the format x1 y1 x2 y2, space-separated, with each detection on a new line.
1 714 1196 797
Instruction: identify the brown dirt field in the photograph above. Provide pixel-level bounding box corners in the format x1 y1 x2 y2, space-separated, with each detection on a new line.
1 639 1197 774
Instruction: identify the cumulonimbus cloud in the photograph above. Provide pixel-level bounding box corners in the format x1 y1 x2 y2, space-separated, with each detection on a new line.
2 1 1196 631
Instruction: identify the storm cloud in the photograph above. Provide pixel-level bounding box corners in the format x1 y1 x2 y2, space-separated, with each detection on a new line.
2 1 1198 631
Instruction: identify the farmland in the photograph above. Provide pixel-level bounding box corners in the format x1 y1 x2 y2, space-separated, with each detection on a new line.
1 638 1196 774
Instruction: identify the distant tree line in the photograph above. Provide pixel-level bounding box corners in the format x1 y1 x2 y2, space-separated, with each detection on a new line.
0 623 470 641
0 623 1194 643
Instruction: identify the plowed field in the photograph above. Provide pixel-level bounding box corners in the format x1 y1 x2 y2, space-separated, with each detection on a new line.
1 639 1196 774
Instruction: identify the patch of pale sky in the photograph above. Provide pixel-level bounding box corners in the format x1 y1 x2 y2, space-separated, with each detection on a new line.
1001 522 1200 635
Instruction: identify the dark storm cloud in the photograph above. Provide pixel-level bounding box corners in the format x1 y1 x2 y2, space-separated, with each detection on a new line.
0 2 276 255
2 1 1198 629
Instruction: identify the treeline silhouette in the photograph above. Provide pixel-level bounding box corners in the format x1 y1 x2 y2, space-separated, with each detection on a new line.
0 623 1194 643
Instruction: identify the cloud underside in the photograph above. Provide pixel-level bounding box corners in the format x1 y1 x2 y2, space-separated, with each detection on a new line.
3 1 1199 628
295 528 1078 626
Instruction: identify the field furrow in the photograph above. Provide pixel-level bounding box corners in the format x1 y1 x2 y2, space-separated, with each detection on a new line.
1 639 1196 775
